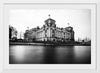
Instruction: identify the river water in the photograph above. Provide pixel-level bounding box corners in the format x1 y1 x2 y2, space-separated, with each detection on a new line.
9 45 91 64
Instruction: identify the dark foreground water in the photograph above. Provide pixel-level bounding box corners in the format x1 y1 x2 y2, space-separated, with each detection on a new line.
9 45 91 64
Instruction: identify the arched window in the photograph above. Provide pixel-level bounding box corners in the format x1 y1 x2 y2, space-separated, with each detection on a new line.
52 29 55 37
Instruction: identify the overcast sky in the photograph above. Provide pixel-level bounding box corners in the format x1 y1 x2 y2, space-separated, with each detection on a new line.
9 9 91 40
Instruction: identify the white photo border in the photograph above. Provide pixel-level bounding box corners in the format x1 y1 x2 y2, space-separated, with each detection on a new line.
3 3 96 69
0 0 100 73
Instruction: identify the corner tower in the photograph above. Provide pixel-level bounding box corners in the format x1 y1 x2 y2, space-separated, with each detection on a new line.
44 14 56 27
44 15 56 41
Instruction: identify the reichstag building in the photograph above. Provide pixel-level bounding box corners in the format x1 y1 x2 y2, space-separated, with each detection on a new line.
24 15 75 42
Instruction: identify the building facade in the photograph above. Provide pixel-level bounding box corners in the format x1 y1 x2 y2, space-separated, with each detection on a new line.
24 16 74 42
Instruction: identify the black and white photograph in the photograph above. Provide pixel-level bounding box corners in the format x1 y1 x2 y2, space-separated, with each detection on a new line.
9 9 91 64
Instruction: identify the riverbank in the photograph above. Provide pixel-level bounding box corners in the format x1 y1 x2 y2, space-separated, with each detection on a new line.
9 42 91 46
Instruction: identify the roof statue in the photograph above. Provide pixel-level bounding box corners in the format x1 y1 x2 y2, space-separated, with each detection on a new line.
48 14 51 18
68 23 70 26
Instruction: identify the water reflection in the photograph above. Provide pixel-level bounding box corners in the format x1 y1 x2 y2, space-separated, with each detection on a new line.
9 45 91 64
43 46 57 64
9 45 44 64
74 46 91 64
56 46 75 64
